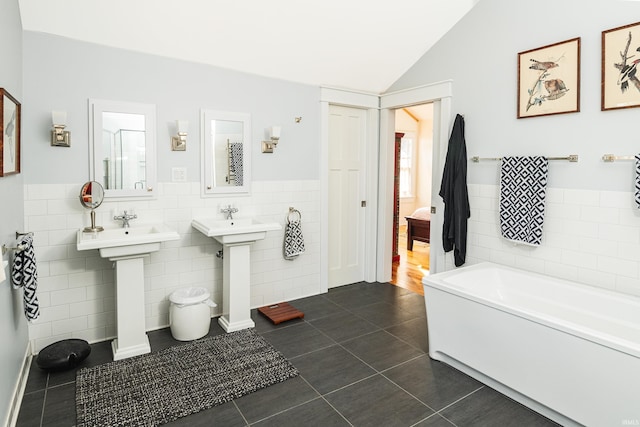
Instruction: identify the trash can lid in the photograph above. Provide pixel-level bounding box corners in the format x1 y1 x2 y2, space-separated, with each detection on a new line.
170 287 211 305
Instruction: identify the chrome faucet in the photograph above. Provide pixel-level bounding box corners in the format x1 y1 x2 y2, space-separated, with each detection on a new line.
220 205 238 220
114 210 137 228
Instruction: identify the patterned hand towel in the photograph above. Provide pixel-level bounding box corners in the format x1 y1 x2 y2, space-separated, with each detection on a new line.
11 234 40 321
499 156 548 246
229 143 243 186
635 154 640 209
283 219 305 260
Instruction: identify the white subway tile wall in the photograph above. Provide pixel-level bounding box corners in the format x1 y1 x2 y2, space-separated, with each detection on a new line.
24 180 320 353
436 184 640 297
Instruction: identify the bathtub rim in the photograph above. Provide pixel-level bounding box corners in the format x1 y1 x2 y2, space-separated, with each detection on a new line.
422 262 640 359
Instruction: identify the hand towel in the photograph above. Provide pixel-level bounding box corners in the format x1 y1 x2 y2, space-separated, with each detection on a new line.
229 143 243 186
635 154 640 209
499 156 548 246
283 219 305 260
11 234 40 321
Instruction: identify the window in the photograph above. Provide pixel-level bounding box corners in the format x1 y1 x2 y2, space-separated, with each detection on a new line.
399 134 416 198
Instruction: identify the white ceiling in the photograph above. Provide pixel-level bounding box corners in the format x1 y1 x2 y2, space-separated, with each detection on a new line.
18 0 477 94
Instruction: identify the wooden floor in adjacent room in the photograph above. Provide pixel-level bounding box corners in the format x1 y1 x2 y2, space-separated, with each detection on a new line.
391 226 429 296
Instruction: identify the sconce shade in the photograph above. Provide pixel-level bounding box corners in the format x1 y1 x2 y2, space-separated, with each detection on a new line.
271 125 281 140
52 110 67 125
177 120 188 134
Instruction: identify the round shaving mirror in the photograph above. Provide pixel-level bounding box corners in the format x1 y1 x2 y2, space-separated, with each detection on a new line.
79 181 104 232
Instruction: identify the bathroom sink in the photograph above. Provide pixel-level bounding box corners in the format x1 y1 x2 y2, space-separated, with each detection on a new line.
191 217 281 244
77 224 179 258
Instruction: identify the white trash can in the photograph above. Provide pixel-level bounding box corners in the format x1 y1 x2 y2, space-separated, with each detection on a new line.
169 287 217 341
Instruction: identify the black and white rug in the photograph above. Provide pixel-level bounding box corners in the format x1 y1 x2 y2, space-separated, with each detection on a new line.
76 329 298 427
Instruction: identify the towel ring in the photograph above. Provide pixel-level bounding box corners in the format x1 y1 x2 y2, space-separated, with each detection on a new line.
287 207 301 223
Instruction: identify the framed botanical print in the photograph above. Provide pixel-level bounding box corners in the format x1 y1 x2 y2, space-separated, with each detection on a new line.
602 21 640 111
1 88 21 176
518 37 581 118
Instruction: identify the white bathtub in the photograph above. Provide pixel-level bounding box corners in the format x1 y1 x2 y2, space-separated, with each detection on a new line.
422 262 640 427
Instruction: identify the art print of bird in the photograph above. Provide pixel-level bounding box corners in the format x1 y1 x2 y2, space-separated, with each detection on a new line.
617 48 640 92
529 58 559 71
544 79 568 100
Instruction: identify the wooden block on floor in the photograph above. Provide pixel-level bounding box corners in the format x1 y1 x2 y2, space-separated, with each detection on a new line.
258 302 304 325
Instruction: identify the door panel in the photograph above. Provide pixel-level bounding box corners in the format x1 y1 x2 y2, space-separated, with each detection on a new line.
328 105 367 288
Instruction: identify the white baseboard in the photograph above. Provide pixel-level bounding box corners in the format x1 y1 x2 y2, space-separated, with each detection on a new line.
4 344 32 427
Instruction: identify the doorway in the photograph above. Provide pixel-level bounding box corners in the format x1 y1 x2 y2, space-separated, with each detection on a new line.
390 104 434 294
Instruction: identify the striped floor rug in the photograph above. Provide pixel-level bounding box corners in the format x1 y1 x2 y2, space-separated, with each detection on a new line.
76 329 298 427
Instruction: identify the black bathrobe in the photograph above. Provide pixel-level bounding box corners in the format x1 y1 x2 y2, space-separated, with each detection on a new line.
439 114 470 267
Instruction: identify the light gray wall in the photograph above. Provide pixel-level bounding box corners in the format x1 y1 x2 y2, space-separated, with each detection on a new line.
388 0 640 192
22 32 320 185
0 0 28 423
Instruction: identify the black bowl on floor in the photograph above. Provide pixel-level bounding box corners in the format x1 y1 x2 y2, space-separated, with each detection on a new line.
36 339 91 371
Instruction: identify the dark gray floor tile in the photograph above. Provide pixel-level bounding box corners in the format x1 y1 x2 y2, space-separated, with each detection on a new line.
261 323 334 358
324 374 433 427
41 383 76 427
385 317 429 353
253 397 349 426
351 301 423 329
234 376 319 424
441 386 560 427
16 390 44 427
414 413 457 427
324 286 386 309
394 291 427 317
164 400 247 427
342 330 423 371
292 345 376 395
308 310 379 343
24 361 48 393
384 355 482 411
288 295 347 321
81 341 114 367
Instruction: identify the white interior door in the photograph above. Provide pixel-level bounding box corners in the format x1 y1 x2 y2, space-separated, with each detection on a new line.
328 105 367 288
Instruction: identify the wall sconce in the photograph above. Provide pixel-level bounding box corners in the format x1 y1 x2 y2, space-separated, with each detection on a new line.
261 126 281 153
51 110 71 147
171 120 188 151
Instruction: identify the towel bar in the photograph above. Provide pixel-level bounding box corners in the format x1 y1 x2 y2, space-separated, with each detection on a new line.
602 154 635 162
471 155 578 163
2 231 33 255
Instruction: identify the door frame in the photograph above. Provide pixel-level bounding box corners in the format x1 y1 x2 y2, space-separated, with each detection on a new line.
378 80 453 282
320 87 380 292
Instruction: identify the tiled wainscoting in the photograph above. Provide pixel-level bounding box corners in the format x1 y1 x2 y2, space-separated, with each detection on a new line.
23 180 320 353
444 184 640 296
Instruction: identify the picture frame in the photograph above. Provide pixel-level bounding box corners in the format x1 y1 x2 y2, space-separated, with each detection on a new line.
602 21 640 111
517 37 581 119
1 88 21 176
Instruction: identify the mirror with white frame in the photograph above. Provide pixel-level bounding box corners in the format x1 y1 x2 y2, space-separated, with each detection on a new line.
89 99 157 199
201 109 251 195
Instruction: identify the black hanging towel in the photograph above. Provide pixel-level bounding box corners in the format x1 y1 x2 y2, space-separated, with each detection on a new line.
439 114 470 267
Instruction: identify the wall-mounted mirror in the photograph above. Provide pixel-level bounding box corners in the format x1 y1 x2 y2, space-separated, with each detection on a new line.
201 109 251 195
79 181 104 232
89 99 157 199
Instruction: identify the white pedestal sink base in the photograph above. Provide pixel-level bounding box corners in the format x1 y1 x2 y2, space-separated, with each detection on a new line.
111 255 151 360
219 243 256 333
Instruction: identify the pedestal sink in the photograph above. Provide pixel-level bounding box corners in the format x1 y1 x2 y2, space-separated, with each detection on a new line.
191 218 281 332
77 224 179 360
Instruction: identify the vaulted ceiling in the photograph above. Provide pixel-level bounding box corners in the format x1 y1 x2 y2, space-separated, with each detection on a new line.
18 0 478 93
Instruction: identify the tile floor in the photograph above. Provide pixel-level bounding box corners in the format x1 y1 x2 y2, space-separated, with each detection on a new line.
17 282 558 426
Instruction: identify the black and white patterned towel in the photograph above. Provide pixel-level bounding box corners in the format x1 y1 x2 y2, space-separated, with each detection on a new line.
230 143 243 186
11 234 40 321
283 220 305 260
635 154 640 209
499 156 548 246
